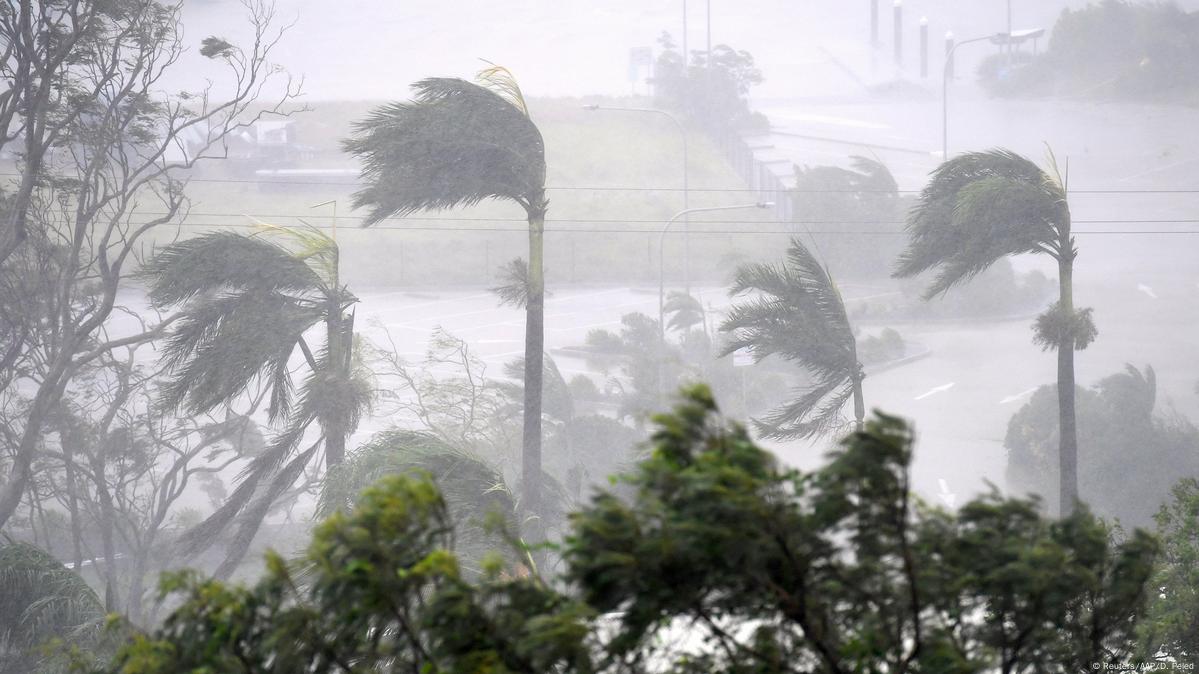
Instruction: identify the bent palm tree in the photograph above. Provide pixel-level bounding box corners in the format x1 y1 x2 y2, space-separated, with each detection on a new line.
345 66 549 519
0 541 105 671
721 239 864 440
893 149 1094 516
318 430 519 571
143 227 371 576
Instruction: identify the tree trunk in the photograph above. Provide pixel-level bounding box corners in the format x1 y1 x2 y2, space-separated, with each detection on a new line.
522 204 546 526
323 296 348 469
851 374 866 432
1057 255 1078 517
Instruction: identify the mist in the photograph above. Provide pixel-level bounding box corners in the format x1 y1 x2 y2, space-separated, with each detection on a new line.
2 0 1198 670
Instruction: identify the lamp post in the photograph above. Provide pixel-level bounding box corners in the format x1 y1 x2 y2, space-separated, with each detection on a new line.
583 104 692 287
942 33 1005 159
656 201 772 401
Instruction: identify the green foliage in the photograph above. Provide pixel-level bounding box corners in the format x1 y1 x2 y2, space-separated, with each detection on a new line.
566 386 1159 672
980 1 1199 103
318 430 518 570
722 238 863 439
1032 301 1098 351
1142 478 1199 661
651 32 766 131
101 387 1161 673
146 228 370 574
344 76 547 225
103 474 594 674
788 156 906 280
857 327 906 365
0 542 106 672
1005 365 1199 527
895 149 1068 298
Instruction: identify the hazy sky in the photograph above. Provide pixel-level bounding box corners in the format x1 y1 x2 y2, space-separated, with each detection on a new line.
183 0 1160 101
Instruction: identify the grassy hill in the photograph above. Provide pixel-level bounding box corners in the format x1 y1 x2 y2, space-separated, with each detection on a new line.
178 96 782 289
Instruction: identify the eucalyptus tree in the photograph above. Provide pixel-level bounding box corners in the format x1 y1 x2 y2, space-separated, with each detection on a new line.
142 227 370 577
0 1 301 531
721 238 865 440
344 66 550 519
894 149 1093 516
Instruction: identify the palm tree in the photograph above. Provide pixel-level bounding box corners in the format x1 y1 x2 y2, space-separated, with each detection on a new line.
318 430 520 572
0 541 105 671
344 66 549 519
721 239 865 440
142 226 372 575
893 149 1094 516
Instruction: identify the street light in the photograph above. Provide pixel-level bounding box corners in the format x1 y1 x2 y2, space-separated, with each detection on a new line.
583 103 693 287
942 33 1006 160
656 201 773 402
658 202 773 340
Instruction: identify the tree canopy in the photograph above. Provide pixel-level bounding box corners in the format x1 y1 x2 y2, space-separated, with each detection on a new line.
101 387 1159 674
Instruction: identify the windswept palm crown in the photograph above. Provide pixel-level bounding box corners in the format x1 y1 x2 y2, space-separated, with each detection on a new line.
142 226 371 574
345 66 551 521
894 149 1070 297
343 72 547 223
722 239 863 440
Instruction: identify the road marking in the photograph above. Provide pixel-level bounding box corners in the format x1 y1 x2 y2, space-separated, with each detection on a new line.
914 382 954 400
937 479 957 508
998 387 1039 405
358 291 494 316
1136 283 1158 299
550 320 622 333
548 287 628 304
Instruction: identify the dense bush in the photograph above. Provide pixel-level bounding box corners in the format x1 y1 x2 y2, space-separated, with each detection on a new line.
101 388 1160 673
650 32 767 132
1005 364 1199 527
787 156 908 281
980 1 1199 102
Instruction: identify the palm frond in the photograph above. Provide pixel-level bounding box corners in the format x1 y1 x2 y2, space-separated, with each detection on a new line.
0 543 104 653
663 291 705 334
141 231 324 306
158 290 324 418
318 430 517 567
502 354 573 423
894 149 1068 297
754 379 855 441
175 411 319 556
491 257 530 308
476 62 529 116
848 155 898 195
721 238 861 440
251 219 339 287
344 76 546 225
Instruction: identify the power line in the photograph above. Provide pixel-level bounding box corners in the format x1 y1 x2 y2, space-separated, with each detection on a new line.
148 221 1199 235
6 172 1199 194
126 212 1199 225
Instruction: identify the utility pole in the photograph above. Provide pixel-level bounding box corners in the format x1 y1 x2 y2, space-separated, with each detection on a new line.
893 0 903 67
920 17 929 78
682 0 688 67
870 0 879 47
706 0 711 63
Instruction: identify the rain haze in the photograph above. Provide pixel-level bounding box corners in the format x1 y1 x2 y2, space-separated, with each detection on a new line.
2 0 1199 670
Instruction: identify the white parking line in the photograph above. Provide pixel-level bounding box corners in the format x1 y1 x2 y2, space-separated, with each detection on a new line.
914 382 955 401
998 387 1039 405
358 291 496 316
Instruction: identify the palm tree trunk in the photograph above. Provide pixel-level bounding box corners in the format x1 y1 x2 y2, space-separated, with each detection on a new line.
852 374 866 432
1057 255 1078 517
324 302 347 469
522 204 546 524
